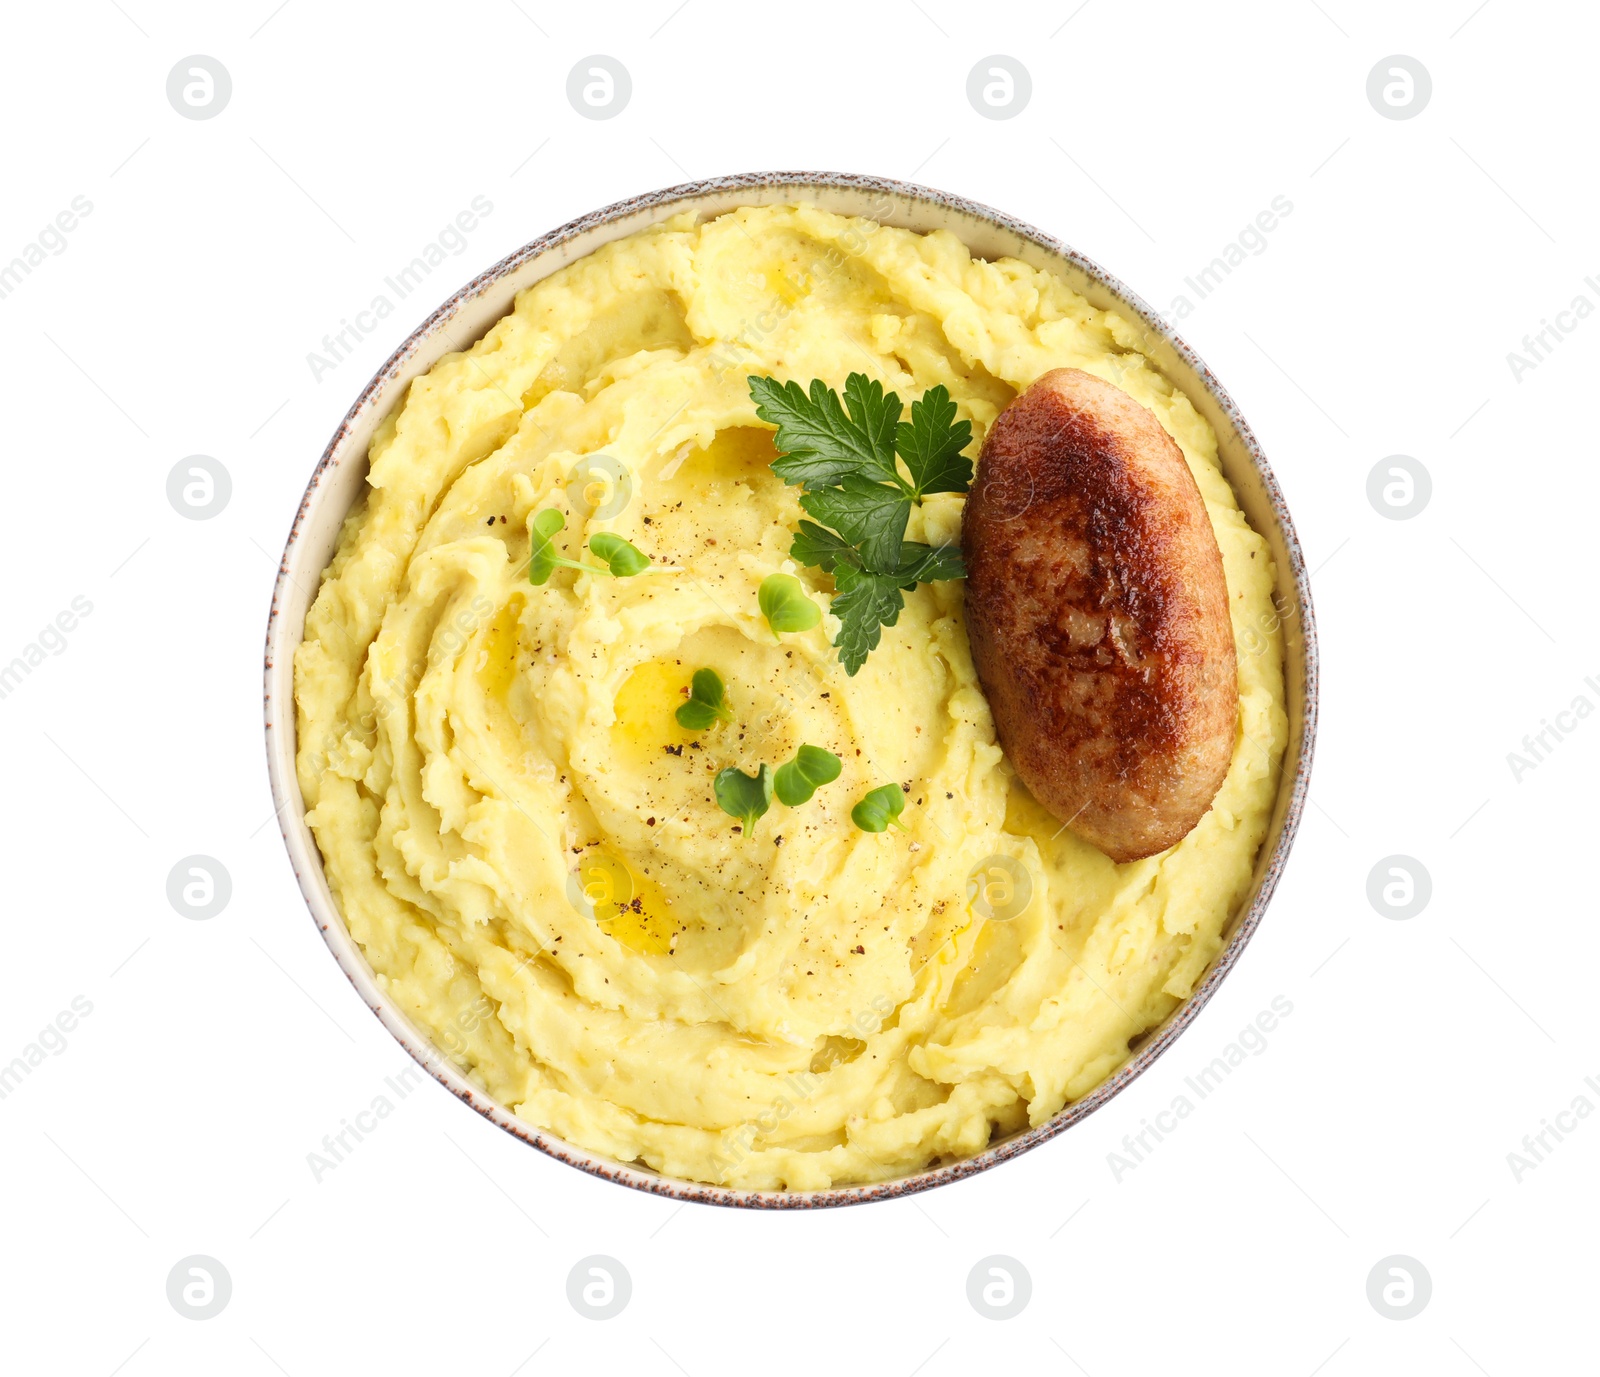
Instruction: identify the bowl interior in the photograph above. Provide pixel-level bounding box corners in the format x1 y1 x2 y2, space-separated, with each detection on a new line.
265 172 1315 1208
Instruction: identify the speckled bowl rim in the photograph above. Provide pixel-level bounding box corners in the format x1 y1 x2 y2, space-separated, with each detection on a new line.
264 171 1318 1210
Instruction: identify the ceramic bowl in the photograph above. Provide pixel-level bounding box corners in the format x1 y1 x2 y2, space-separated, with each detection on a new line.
264 171 1317 1208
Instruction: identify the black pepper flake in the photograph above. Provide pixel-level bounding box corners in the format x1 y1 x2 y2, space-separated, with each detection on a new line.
664 744 683 757
646 817 656 826
852 945 864 955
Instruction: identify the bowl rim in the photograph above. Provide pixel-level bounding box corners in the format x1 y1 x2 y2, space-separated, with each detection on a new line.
264 170 1318 1210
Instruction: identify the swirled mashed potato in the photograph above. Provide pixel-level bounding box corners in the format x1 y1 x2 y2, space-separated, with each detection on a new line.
295 204 1287 1190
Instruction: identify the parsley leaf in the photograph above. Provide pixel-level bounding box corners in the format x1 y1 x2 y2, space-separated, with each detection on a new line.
892 540 966 588
798 476 911 574
841 373 904 485
749 376 891 491
830 565 907 676
897 385 974 498
789 521 860 574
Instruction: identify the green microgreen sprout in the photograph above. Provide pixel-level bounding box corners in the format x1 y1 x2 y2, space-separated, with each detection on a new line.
527 508 650 584
851 782 907 833
772 744 842 807
758 572 822 640
589 531 650 577
715 764 774 837
675 668 734 731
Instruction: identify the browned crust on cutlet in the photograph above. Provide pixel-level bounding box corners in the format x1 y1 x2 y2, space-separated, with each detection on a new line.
960 368 1238 863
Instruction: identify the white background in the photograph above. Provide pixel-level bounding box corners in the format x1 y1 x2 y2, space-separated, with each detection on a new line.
1 1 1592 1372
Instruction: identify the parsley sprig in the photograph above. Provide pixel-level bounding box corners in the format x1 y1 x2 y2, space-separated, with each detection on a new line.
749 373 973 674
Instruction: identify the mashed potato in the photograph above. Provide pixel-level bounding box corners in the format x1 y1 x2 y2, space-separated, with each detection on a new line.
294 204 1286 1190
